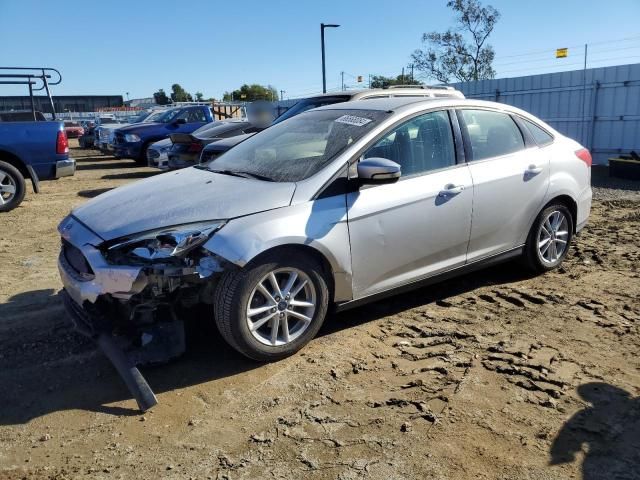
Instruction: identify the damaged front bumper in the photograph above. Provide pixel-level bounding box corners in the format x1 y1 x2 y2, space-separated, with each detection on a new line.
57 216 229 411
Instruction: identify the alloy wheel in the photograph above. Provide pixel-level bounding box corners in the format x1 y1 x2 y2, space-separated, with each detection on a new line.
537 210 569 264
0 170 17 206
245 268 316 346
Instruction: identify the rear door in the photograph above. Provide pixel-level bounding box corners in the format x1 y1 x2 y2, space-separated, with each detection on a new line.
457 108 550 262
347 110 473 299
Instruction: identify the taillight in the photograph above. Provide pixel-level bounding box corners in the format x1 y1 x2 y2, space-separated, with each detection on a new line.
187 142 203 153
575 148 592 167
56 130 69 154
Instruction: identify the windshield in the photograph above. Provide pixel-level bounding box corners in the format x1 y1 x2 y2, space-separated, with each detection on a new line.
130 112 151 123
155 109 181 123
205 109 387 182
145 111 165 123
272 96 351 125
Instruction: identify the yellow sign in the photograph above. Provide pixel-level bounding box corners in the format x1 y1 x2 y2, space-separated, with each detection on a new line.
556 48 568 58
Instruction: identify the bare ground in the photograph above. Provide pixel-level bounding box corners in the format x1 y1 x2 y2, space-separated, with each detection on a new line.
0 144 639 479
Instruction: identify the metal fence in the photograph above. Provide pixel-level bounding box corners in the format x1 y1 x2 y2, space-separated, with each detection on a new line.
453 63 640 165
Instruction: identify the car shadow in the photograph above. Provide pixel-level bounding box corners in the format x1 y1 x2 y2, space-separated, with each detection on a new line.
101 171 159 180
77 188 114 198
549 382 640 478
0 262 532 425
76 161 138 171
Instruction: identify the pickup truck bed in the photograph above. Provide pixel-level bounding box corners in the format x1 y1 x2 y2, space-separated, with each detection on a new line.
0 120 75 212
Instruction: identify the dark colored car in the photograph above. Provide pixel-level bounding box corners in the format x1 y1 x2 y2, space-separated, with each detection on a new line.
167 120 259 170
199 133 256 164
113 105 213 164
64 121 85 138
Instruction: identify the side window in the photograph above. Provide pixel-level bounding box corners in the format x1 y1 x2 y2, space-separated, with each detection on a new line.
459 109 525 161
522 118 554 146
178 108 207 123
364 110 455 177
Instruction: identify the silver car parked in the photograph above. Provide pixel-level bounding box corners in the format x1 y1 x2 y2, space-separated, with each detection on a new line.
57 97 592 409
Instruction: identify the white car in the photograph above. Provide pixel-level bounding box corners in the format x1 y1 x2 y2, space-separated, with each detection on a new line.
145 137 173 169
58 96 592 410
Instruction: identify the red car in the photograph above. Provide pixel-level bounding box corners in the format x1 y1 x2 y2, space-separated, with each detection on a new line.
64 121 84 138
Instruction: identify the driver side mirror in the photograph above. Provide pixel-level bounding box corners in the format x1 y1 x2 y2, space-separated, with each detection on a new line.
174 118 187 125
356 157 401 185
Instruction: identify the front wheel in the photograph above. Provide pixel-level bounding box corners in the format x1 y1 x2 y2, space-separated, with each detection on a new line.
0 160 26 212
134 143 150 166
523 203 574 272
214 251 329 361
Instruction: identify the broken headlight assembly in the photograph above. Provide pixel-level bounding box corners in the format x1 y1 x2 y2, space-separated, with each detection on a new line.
105 221 226 264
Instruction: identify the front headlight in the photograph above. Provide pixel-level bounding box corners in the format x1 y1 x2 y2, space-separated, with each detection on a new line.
124 133 141 142
107 221 226 262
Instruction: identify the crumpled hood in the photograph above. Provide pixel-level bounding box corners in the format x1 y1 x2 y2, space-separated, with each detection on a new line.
72 167 296 241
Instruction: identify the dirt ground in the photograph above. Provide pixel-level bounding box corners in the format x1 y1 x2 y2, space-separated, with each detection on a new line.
1 143 639 480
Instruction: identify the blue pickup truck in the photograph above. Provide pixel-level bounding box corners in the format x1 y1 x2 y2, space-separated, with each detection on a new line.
0 120 75 212
113 105 213 164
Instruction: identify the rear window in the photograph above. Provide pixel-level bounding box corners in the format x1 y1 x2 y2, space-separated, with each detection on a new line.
522 118 554 146
272 96 352 124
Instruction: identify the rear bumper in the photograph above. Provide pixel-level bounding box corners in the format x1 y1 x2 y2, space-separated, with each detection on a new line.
576 186 592 233
56 158 76 178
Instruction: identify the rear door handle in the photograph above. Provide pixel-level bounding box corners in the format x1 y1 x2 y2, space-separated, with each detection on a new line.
439 184 465 196
526 164 543 175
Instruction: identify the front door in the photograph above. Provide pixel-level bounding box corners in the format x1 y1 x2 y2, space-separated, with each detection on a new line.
347 110 473 299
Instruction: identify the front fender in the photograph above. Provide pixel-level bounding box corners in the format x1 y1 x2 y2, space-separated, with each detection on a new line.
203 195 354 302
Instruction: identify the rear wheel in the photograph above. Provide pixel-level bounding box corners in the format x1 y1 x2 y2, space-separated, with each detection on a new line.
0 160 26 212
214 251 329 361
523 203 573 272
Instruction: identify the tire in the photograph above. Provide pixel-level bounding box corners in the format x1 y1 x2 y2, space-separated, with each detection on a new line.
214 251 329 361
134 143 150 166
0 160 26 213
523 203 574 273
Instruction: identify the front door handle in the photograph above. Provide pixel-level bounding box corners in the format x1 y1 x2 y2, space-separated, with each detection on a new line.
525 164 543 175
438 183 465 196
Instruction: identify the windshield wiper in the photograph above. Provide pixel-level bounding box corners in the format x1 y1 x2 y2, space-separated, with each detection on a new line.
201 167 275 182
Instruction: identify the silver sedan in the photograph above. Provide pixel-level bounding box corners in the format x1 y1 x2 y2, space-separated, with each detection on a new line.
57 97 592 407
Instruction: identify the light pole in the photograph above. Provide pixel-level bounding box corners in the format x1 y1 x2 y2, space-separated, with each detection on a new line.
321 23 340 94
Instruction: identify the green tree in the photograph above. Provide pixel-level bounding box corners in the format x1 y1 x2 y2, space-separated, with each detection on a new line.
223 84 279 102
153 88 171 105
195 92 204 101
411 0 500 83
170 83 193 102
370 74 422 88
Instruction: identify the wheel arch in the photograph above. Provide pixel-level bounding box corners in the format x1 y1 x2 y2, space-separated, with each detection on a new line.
544 194 578 233
246 243 337 303
0 149 30 181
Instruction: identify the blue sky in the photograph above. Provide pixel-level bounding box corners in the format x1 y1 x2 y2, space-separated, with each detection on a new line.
1 0 639 100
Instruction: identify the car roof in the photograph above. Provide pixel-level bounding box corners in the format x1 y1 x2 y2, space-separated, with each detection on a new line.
312 97 538 119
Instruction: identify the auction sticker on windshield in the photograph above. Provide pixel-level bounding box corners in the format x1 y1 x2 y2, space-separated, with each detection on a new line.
335 115 372 127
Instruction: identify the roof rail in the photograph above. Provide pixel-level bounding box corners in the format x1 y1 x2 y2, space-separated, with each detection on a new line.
384 84 456 90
